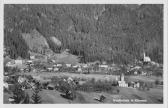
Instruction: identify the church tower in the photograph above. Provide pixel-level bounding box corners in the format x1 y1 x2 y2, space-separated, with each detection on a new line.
120 73 125 81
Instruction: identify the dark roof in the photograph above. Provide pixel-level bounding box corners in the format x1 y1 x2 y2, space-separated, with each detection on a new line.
47 83 55 87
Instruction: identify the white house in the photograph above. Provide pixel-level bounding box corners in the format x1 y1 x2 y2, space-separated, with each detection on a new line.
66 64 72 67
82 64 88 68
73 65 79 68
47 67 53 72
27 60 33 64
53 67 59 71
51 60 56 63
18 76 26 84
30 55 35 60
77 67 82 72
15 56 23 65
99 65 108 68
141 71 147 76
3 82 9 89
57 64 62 67
134 82 140 88
134 71 138 75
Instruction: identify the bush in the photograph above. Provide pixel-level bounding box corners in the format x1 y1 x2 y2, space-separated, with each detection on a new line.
111 80 118 86
155 79 163 85
25 75 34 82
155 80 160 85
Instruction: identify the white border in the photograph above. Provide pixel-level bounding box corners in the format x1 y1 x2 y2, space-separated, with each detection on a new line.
2 0 166 4
1 0 167 108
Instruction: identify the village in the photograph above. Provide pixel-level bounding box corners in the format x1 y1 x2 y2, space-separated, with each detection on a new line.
3 47 163 104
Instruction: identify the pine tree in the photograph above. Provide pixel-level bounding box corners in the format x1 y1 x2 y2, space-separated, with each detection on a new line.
22 93 30 104
31 87 41 104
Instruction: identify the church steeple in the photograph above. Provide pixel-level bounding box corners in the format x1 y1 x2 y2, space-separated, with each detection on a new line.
143 52 146 61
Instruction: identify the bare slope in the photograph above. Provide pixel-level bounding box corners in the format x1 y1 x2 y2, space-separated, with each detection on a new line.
22 29 49 53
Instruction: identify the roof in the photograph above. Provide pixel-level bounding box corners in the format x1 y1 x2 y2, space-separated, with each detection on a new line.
47 83 55 87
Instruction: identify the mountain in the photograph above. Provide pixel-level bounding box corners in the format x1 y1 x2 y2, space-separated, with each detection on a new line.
4 4 163 64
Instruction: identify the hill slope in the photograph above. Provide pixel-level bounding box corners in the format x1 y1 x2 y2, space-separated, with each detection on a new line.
22 29 49 54
4 4 163 64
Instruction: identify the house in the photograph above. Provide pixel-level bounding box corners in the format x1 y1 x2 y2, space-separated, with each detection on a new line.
30 55 35 60
47 83 55 90
18 76 26 84
8 97 15 103
53 65 57 67
99 65 108 68
150 61 160 67
15 56 23 65
57 64 63 67
73 64 80 68
128 81 140 88
77 67 82 72
47 67 53 72
26 60 33 65
67 77 73 84
53 67 59 71
134 71 138 75
102 61 107 64
3 82 9 89
66 64 72 67
51 60 56 63
134 82 140 88
141 71 147 76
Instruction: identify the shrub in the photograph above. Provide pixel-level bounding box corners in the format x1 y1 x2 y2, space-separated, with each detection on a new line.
155 80 160 85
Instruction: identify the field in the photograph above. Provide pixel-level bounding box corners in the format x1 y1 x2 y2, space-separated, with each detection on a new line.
22 72 162 83
4 86 162 104
8 71 162 104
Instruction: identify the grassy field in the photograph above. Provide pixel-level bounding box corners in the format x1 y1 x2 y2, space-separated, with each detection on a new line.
22 87 163 104
4 85 163 104
4 72 161 104
22 72 162 83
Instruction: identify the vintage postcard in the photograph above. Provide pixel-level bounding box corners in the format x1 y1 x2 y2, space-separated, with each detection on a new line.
1 0 168 108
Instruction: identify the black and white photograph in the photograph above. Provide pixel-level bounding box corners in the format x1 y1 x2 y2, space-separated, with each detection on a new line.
2 1 167 106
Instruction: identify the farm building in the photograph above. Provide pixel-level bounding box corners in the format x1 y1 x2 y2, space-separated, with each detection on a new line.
15 56 23 65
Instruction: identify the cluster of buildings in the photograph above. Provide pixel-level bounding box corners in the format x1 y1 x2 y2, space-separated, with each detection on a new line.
4 47 162 77
116 73 142 89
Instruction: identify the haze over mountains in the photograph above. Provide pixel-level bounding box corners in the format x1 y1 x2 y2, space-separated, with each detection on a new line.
4 4 163 64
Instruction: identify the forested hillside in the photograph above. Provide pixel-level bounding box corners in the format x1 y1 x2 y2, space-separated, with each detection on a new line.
4 4 163 64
